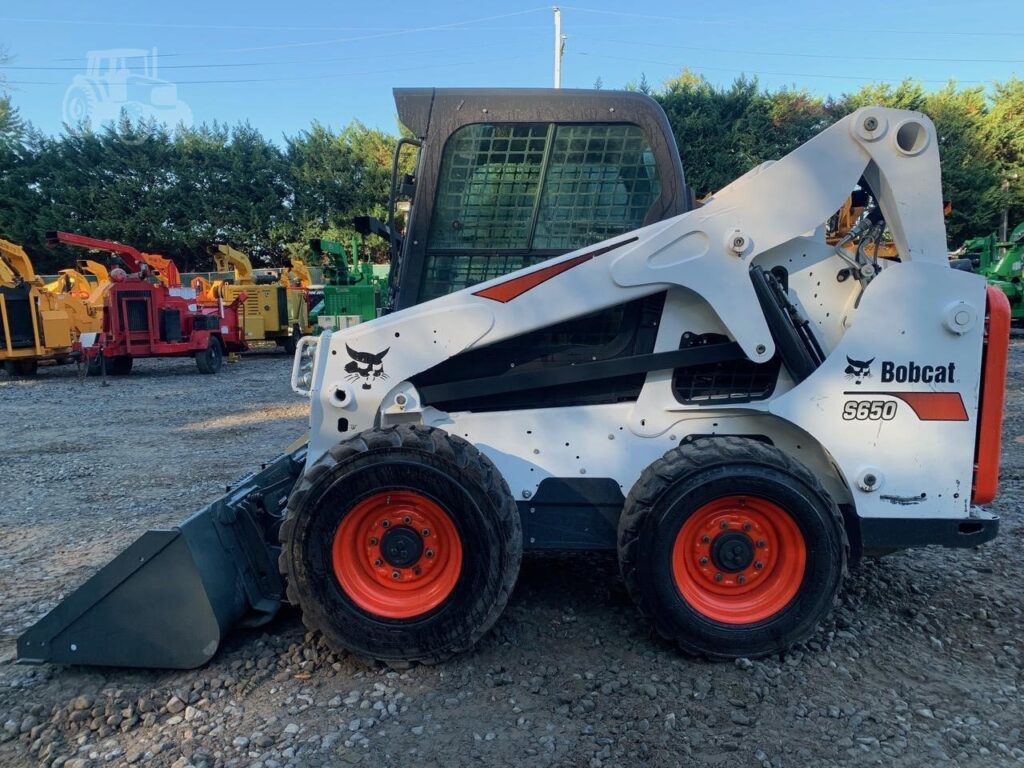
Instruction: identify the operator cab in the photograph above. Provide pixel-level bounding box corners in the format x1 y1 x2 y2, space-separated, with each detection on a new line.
387 87 692 309
382 88 696 412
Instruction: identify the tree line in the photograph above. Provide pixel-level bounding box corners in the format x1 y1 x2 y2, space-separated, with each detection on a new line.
1 70 1022 274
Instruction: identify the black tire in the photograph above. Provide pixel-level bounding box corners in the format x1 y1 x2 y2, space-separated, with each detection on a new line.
280 334 297 356
195 336 223 374
86 355 103 376
3 359 38 377
618 436 847 659
108 355 133 376
279 425 522 664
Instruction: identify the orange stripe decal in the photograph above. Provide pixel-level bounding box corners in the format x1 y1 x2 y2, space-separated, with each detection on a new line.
889 392 969 421
853 391 970 421
472 236 638 303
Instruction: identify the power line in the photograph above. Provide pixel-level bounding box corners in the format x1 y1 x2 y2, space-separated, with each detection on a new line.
174 7 550 56
0 17 401 32
574 51 987 85
561 5 1024 38
586 37 1024 65
0 43 520 71
1 53 543 88
5 8 549 63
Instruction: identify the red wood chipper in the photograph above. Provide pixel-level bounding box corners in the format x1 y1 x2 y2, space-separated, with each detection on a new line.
47 231 248 375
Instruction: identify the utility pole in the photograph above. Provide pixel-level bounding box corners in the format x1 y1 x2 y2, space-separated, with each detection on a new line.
553 7 565 88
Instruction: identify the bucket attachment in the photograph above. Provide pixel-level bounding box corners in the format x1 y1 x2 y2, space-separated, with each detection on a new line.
18 447 306 669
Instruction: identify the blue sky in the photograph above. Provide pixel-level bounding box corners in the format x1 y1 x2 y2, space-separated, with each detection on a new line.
1 0 1022 140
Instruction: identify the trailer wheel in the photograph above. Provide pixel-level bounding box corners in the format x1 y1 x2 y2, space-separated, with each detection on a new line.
281 333 297 356
195 337 223 374
618 436 847 659
279 425 521 664
86 356 103 376
109 355 133 375
3 360 38 377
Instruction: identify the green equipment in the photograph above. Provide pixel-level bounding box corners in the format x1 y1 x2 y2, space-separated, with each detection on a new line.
308 236 388 330
956 223 1024 321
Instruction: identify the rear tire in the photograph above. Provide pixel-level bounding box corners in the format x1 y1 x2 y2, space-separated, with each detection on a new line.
109 355 133 375
279 425 521 664
195 337 223 374
281 334 297 356
618 436 847 659
3 359 38 377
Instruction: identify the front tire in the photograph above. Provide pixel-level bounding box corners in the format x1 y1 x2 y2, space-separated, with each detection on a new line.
618 436 847 659
279 425 521 664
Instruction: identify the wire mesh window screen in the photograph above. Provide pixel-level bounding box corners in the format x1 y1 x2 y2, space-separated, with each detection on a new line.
423 122 660 301
428 123 549 251
534 124 660 249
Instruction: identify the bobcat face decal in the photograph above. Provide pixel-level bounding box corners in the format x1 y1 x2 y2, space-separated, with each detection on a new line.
844 356 874 385
344 344 390 390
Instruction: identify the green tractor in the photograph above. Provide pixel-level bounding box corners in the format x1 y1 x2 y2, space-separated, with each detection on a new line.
956 222 1024 321
308 235 389 331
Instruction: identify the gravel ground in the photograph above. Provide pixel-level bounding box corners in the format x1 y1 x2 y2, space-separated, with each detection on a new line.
0 342 1022 768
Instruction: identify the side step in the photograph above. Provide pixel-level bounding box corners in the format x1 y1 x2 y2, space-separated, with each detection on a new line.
17 447 306 669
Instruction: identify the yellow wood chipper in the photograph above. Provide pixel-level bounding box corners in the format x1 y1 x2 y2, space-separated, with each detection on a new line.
0 237 103 376
193 243 311 353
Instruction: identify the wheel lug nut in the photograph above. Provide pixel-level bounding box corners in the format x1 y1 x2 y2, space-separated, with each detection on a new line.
421 529 430 537
757 539 766 548
392 571 401 580
719 521 729 530
754 561 764 570
714 572 723 582
369 537 378 546
373 559 383 567
413 566 421 575
426 549 435 558
701 535 711 544
742 523 752 532
381 520 390 528
737 575 746 584
404 516 412 524
699 556 709 566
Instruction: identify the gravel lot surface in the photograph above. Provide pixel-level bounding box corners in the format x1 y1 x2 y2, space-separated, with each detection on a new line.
1 342 1022 768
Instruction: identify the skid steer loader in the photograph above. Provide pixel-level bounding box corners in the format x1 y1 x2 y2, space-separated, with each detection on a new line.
18 89 1009 669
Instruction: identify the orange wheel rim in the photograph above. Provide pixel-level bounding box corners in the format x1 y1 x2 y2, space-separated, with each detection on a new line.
332 491 463 619
671 495 806 625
